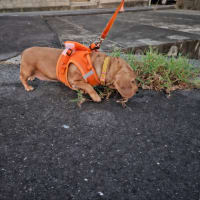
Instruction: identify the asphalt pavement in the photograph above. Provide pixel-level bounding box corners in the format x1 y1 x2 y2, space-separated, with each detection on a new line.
0 16 60 60
0 7 200 200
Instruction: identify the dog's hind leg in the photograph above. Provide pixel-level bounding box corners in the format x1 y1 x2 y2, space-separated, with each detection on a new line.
20 64 35 92
20 72 34 91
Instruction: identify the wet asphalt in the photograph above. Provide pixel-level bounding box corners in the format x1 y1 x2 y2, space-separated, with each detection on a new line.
0 8 200 200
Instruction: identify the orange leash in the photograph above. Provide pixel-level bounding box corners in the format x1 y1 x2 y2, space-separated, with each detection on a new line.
101 0 124 40
90 0 125 50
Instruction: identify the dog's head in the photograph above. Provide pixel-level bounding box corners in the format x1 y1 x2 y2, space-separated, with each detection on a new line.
110 58 138 99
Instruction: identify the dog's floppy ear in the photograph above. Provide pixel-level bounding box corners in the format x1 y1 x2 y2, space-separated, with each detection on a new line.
113 69 138 99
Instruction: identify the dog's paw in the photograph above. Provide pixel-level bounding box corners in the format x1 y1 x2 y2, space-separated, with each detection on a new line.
25 86 34 92
94 95 101 102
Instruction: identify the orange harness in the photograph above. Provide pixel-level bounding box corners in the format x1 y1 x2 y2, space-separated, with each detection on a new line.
56 0 124 89
56 41 100 89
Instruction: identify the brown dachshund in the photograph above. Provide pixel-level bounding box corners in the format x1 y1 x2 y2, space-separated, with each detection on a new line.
20 47 138 102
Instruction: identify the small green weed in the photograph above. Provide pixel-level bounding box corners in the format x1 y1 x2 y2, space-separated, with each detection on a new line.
94 86 116 100
71 87 115 106
111 47 121 58
70 90 86 107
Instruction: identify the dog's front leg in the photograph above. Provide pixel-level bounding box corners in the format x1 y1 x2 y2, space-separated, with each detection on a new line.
72 81 101 102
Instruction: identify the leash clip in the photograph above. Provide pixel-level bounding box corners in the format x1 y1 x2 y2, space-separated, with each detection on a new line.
89 38 104 50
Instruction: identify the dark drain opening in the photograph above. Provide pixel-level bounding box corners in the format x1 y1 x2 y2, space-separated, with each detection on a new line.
125 40 200 60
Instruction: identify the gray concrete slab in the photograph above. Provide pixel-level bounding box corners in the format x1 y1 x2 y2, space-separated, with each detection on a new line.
0 63 200 200
1 9 200 61
45 9 200 52
119 10 200 35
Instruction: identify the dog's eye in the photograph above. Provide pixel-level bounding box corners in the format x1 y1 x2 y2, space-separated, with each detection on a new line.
132 80 135 84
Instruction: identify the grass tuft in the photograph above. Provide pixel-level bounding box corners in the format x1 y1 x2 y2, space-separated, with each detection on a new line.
122 48 200 93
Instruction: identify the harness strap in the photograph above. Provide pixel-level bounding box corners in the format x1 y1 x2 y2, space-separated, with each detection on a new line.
83 70 94 80
56 44 100 89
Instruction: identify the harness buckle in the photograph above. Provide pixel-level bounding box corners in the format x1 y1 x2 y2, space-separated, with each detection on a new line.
89 42 100 50
66 48 73 56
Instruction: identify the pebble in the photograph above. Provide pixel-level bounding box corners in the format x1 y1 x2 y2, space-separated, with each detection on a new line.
98 192 104 196
62 125 70 129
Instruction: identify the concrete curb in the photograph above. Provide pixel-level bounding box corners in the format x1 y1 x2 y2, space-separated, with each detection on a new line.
0 5 175 17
